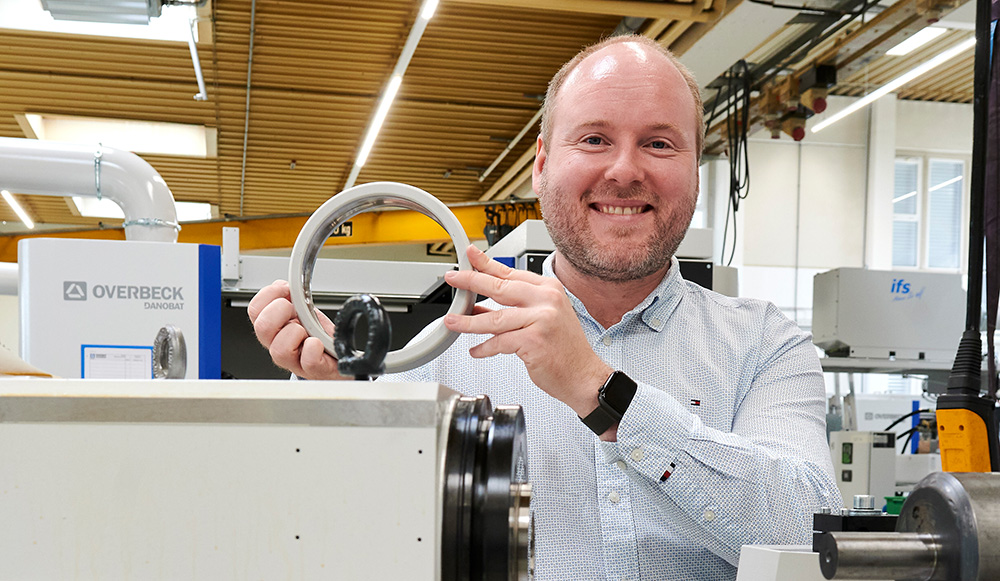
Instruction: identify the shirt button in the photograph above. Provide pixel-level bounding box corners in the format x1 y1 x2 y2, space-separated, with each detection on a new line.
704 509 716 521
608 491 621 504
602 336 612 346
616 460 627 471
650 317 662 327
630 447 644 462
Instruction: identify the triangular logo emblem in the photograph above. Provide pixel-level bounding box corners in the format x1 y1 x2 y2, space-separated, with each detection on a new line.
63 281 87 300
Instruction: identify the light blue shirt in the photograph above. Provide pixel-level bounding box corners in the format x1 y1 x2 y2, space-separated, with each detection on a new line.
383 255 840 580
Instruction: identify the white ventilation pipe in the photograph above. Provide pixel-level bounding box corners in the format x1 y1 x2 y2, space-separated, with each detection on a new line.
0 137 180 242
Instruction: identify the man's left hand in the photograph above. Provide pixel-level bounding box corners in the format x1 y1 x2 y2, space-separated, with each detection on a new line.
443 245 613 419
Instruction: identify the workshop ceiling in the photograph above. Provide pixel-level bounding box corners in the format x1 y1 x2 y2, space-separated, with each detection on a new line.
0 0 975 241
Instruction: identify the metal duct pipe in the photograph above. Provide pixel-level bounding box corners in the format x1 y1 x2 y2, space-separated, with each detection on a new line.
0 137 179 242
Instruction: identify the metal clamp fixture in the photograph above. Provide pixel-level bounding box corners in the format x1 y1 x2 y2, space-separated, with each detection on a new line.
122 217 181 231
288 182 476 374
94 145 103 200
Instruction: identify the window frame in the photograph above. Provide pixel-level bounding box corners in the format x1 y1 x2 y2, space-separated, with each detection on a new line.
892 152 970 273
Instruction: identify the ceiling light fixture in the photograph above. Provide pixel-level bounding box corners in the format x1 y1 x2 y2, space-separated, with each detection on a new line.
812 36 975 134
344 0 440 189
18 113 216 157
1 189 35 229
886 27 947 56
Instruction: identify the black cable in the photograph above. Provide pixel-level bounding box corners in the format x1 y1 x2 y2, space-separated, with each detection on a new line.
900 429 918 455
883 408 931 432
718 61 752 266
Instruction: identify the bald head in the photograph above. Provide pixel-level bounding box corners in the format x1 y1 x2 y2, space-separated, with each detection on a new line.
540 35 704 161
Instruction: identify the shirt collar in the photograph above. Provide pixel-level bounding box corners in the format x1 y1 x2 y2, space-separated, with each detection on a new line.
541 253 685 332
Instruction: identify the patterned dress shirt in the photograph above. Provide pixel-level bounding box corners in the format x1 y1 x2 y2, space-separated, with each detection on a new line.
381 254 841 580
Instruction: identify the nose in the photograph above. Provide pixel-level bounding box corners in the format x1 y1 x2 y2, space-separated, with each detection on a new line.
603 145 646 186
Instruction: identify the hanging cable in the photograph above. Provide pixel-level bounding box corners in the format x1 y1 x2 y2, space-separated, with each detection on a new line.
715 61 752 266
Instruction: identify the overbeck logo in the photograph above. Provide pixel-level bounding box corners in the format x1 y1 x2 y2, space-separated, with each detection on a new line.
63 281 87 301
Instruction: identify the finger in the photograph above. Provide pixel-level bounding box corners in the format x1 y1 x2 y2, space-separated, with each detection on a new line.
316 307 336 337
467 327 528 359
446 267 567 309
299 336 342 379
445 269 534 307
268 321 310 377
464 245 543 284
252 296 298 349
247 280 291 323
444 307 534 336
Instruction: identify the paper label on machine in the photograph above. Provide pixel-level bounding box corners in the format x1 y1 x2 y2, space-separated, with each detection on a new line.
18 238 219 379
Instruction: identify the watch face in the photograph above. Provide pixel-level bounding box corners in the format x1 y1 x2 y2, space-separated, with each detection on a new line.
603 372 638 413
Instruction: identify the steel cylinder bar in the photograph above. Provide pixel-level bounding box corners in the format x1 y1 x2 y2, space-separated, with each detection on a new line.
815 532 940 580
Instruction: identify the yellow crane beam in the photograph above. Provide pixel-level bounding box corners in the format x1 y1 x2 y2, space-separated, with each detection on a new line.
0 202 540 263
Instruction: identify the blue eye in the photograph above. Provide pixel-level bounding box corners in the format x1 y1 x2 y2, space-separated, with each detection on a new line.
586 136 603 145
650 141 667 149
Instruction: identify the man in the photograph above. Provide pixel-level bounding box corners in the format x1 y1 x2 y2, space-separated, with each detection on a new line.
249 35 840 580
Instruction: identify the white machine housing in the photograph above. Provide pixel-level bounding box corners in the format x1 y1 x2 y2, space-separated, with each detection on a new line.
0 379 526 580
812 268 965 361
18 237 220 379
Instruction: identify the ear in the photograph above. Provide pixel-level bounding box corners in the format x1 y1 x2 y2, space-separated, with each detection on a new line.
531 136 546 194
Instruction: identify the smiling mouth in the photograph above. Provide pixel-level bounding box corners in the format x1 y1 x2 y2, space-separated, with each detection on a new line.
592 203 651 216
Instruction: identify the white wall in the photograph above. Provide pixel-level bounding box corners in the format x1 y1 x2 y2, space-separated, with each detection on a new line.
708 95 973 328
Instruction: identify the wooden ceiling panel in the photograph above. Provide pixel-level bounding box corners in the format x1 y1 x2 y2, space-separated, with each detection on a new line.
0 0 976 242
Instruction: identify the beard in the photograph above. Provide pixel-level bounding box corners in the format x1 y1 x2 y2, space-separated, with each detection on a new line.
536 168 696 283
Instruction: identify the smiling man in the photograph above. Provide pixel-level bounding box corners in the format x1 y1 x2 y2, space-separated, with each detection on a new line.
249 35 840 581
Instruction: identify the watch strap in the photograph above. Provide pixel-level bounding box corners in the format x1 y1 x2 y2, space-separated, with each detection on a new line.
580 403 618 435
579 371 637 435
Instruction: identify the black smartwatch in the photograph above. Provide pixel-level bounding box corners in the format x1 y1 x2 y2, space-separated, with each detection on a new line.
580 371 638 435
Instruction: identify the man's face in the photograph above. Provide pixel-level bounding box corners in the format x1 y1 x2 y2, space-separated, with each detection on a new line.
533 43 700 283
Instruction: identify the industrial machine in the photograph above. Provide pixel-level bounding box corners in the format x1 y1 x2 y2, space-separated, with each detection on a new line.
815 472 1000 580
0 379 531 580
812 268 965 363
18 237 221 379
829 431 896 511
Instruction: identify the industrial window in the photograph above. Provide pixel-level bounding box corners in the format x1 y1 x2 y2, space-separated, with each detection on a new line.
892 156 966 270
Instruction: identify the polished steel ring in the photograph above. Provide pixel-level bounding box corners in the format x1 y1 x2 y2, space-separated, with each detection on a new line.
288 182 475 373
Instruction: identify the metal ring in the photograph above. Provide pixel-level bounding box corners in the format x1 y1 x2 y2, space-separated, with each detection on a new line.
288 181 475 374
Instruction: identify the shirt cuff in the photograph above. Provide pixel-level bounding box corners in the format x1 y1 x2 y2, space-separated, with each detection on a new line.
598 382 695 482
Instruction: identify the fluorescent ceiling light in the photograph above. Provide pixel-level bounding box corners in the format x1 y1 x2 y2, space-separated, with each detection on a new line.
344 0 439 189
812 36 976 134
1 190 35 229
355 75 403 169
19 114 216 158
0 0 196 42
887 27 947 56
70 196 217 223
420 0 440 20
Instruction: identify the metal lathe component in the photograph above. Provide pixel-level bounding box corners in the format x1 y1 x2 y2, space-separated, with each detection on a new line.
0 380 531 580
152 324 186 378
817 472 1000 580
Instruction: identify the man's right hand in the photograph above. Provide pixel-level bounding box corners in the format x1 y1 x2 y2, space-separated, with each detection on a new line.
247 279 346 380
